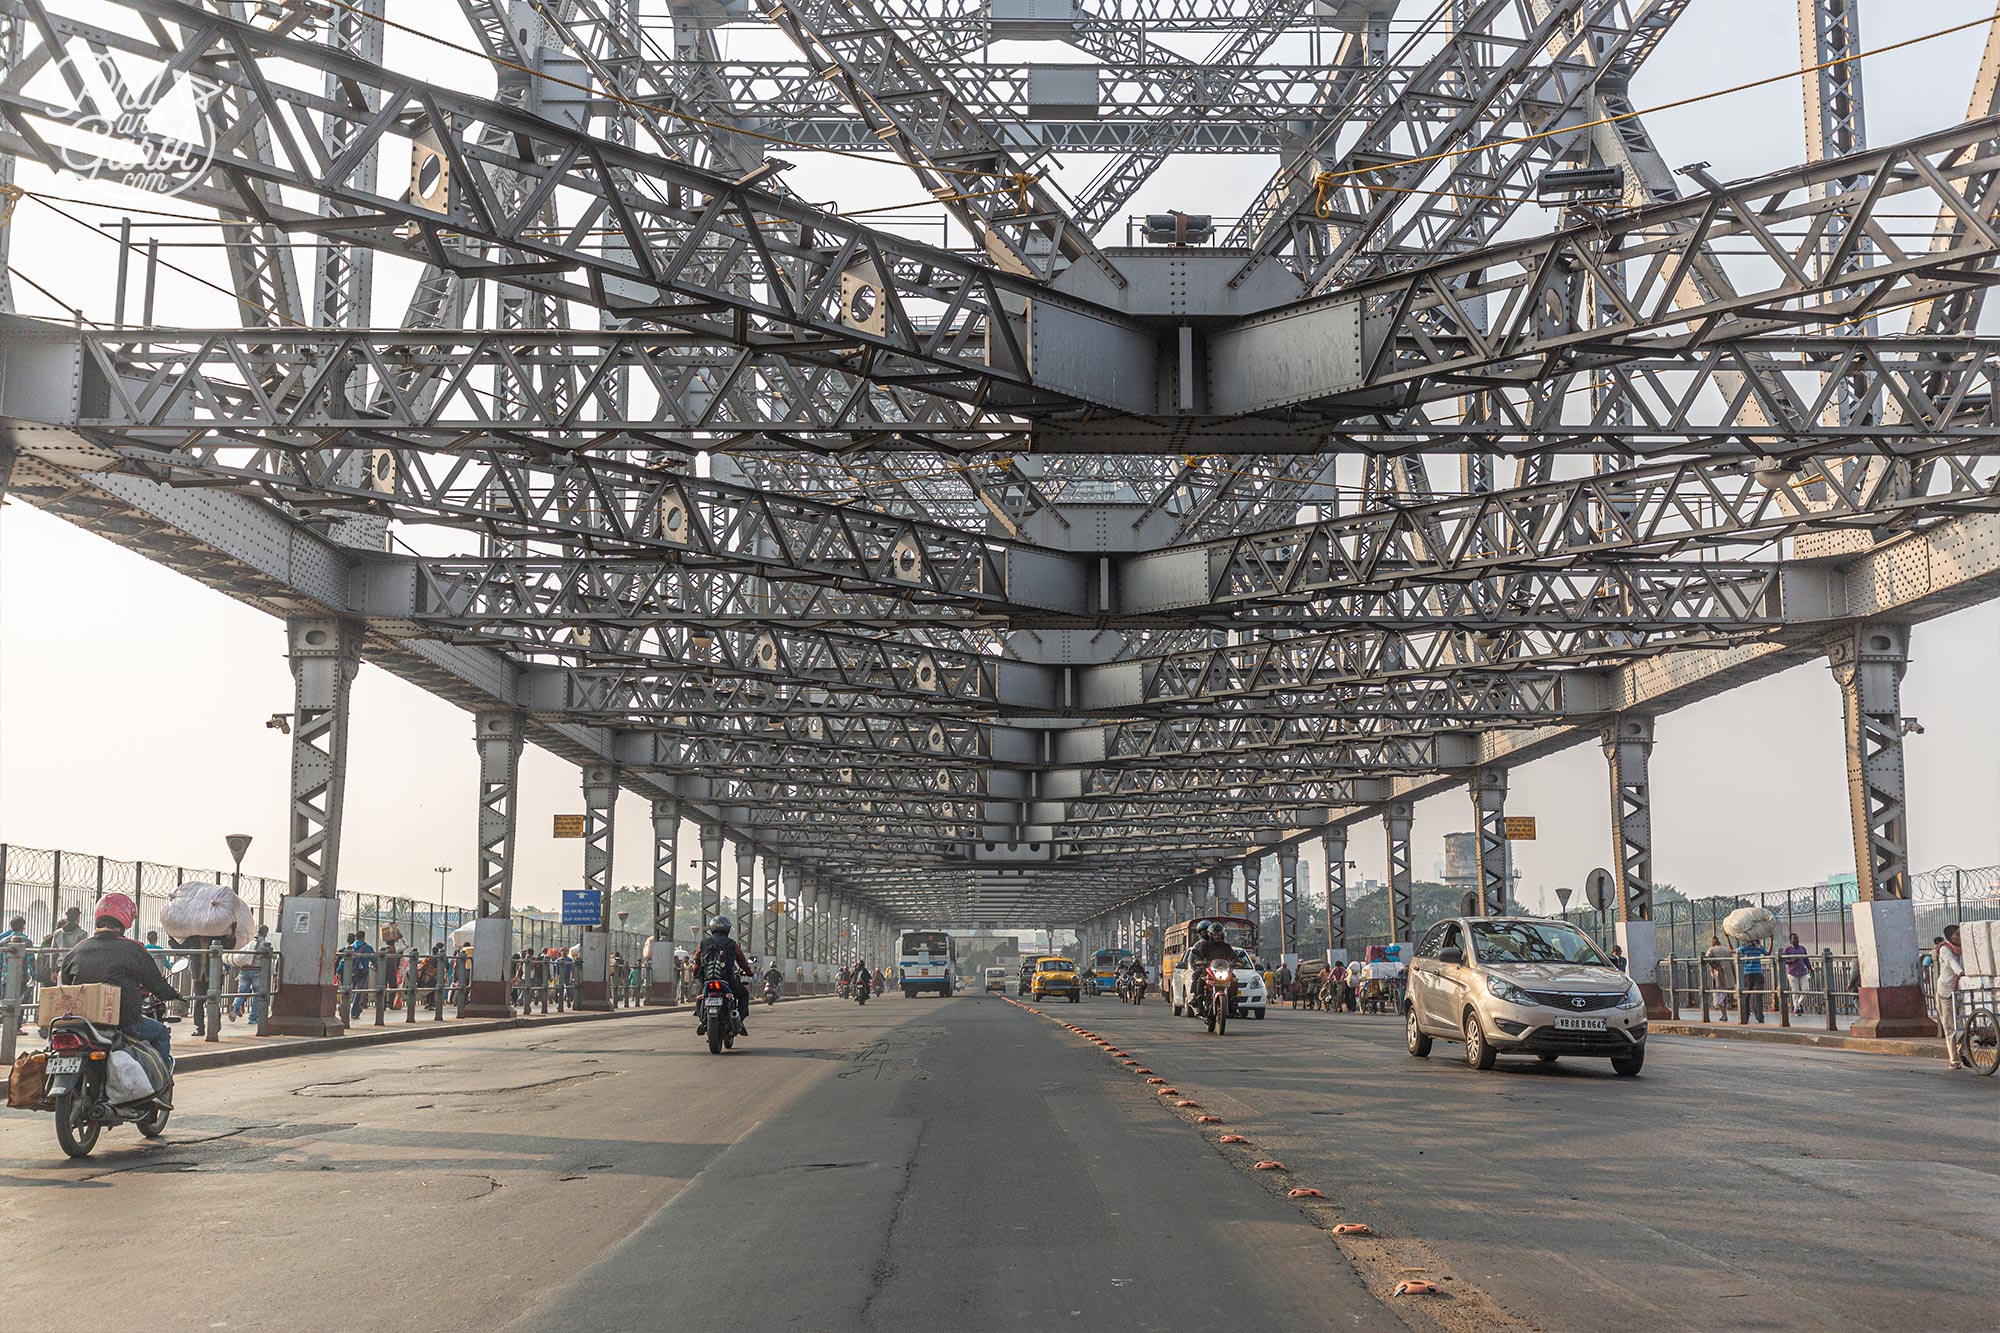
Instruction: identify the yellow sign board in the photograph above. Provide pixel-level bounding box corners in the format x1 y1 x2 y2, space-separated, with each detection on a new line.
552 814 586 838
1225 900 1248 917
1503 816 1537 841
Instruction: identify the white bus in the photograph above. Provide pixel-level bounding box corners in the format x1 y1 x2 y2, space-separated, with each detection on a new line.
897 930 954 998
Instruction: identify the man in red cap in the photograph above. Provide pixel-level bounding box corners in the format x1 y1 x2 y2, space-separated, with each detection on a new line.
58 892 181 1068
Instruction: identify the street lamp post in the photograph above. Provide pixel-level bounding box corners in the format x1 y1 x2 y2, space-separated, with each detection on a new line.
434 865 451 899
226 834 255 924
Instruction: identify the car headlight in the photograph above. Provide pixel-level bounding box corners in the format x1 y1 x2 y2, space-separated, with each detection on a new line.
1486 975 1534 1006
1618 983 1644 1009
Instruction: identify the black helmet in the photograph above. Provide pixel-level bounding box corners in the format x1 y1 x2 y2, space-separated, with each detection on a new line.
708 915 732 935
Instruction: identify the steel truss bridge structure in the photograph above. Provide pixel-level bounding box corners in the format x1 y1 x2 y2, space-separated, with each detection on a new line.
1 0 1997 1034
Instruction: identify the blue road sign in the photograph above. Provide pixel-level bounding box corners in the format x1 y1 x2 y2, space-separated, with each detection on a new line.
561 889 603 926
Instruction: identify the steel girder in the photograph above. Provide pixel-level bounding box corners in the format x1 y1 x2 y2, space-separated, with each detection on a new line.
8 0 2000 928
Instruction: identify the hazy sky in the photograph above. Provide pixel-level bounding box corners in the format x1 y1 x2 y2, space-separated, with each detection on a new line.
2 1 1998 917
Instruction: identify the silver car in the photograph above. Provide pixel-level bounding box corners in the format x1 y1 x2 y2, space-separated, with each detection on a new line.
1404 917 1648 1076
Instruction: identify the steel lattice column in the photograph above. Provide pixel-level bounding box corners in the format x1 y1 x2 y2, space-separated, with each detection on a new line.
765 856 783 968
1602 717 1668 1016
1322 829 1349 962
1471 769 1512 918
1276 844 1300 965
648 797 679 1003
1830 625 1934 1037
1384 801 1414 947
465 711 522 1018
734 839 755 956
1243 854 1262 924
271 617 361 1036
577 764 619 1010
698 823 724 930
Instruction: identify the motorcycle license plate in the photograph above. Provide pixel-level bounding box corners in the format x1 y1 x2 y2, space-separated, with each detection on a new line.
47 1056 82 1075
1555 1016 1606 1031
704 998 724 1012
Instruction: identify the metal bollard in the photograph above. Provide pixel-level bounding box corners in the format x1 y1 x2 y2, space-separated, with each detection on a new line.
1698 959 1710 1023
0 937 25 1066
1822 949 1838 1032
206 943 224 1043
404 955 419 1024
1734 964 1747 1026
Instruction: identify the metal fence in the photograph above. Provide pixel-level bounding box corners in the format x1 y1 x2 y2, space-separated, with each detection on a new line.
0 843 655 959
1338 863 2000 963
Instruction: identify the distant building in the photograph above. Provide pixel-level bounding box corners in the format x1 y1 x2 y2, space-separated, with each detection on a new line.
1443 832 1477 886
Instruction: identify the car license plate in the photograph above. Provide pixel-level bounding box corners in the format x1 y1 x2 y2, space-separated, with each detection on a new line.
47 1056 82 1075
1555 1016 1606 1031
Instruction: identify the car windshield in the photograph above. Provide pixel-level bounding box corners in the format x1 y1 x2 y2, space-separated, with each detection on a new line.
1039 959 1073 971
1470 921 1612 966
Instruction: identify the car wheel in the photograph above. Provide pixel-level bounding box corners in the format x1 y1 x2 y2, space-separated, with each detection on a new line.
1463 1010 1496 1070
1405 1005 1432 1057
1254 1008 1265 1020
1611 1045 1645 1077
1172 1003 1184 1016
1536 1053 1559 1065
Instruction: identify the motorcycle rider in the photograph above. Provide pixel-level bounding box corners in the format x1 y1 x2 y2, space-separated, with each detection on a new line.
1187 926 1235 1010
57 893 180 1073
694 916 753 1036
762 960 784 1001
852 959 873 999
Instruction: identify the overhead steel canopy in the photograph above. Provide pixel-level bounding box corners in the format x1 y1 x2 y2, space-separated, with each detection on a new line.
2 0 2000 926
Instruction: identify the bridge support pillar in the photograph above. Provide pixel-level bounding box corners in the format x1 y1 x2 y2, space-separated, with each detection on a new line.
466 711 522 1018
270 617 361 1037
1831 626 1935 1038
1321 829 1348 962
1242 854 1262 924
647 798 679 1005
734 839 754 958
1384 801 1414 951
1603 717 1669 1018
765 856 782 973
698 823 724 929
1276 845 1300 967
1471 769 1512 917
575 764 618 1011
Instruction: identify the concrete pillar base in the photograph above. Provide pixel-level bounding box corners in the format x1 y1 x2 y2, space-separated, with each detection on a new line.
575 929 611 1011
1852 983 1937 1039
575 983 612 1012
267 983 342 1037
647 980 678 1006
463 978 512 1019
1615 920 1671 1020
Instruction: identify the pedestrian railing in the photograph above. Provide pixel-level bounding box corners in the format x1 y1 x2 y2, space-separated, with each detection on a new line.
1655 950 1858 1029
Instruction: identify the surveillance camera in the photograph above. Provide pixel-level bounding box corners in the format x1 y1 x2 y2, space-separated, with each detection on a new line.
266 713 293 735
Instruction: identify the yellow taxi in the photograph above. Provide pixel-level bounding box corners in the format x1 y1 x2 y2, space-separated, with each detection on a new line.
1029 955 1082 1004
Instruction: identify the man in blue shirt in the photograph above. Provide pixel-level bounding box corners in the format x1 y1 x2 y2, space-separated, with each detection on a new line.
1736 938 1770 1023
346 934 376 1021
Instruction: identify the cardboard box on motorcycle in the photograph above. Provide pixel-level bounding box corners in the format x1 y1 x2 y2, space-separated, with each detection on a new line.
37 983 120 1030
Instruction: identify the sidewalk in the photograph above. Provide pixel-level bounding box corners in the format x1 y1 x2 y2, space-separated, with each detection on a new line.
6 995 837 1073
1651 1015 1947 1058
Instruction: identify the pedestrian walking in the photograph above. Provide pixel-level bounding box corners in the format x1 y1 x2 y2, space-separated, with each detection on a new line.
1935 924 1966 1068
1779 932 1812 1015
40 906 87 983
0 914 31 1005
346 932 376 1021
1704 935 1734 1016
1736 936 1770 1023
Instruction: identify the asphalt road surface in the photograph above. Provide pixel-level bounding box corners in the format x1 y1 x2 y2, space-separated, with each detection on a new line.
1 994 1990 1332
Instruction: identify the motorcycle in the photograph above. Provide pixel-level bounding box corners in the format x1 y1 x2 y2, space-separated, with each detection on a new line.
1196 962 1236 1035
697 978 742 1054
44 1017 173 1158
1126 973 1146 1006
855 978 871 1006
764 978 781 1007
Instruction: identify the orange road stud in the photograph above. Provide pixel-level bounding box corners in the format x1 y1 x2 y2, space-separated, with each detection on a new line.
1174 1099 1200 1108
1332 1223 1374 1237
1219 1134 1249 1145
1253 1160 1286 1172
1196 1115 1222 1124
1121 1059 1139 1066
1135 1067 1153 1075
1287 1188 1323 1199
1157 1087 1179 1096
1393 1281 1442 1297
